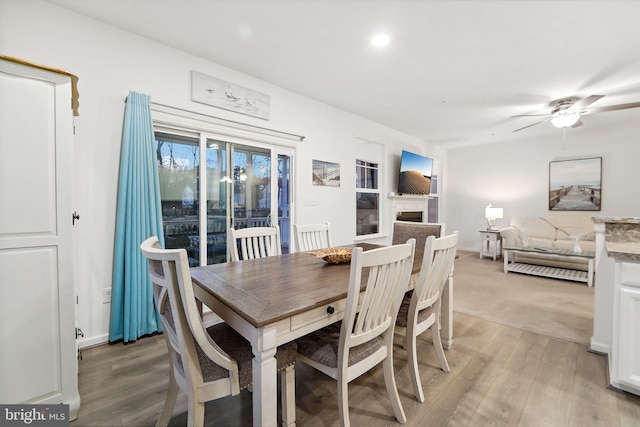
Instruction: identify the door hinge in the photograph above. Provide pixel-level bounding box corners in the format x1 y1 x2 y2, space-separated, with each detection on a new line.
72 211 80 225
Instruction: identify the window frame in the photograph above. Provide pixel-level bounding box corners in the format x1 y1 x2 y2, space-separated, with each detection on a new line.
354 138 384 240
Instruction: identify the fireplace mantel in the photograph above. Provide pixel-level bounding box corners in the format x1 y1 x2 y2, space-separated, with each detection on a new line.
388 194 433 200
388 194 432 223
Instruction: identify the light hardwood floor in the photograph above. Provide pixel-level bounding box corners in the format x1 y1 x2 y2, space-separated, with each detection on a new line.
72 256 640 426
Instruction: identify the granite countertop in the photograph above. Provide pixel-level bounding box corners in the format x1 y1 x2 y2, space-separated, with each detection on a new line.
605 242 640 262
595 216 640 261
592 216 640 224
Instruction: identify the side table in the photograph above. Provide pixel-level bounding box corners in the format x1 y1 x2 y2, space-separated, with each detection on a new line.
480 230 502 260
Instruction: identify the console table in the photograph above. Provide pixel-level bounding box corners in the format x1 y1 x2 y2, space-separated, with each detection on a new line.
503 245 595 286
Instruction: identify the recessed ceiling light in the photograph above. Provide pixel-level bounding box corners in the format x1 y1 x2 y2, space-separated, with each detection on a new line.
371 33 390 47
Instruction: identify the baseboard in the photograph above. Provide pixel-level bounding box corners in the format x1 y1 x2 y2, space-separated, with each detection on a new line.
589 337 610 355
79 333 109 350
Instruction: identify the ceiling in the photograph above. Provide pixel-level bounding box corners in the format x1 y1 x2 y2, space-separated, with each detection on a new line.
46 0 640 148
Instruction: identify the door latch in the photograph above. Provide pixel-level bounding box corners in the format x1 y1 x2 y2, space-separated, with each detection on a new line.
72 211 80 225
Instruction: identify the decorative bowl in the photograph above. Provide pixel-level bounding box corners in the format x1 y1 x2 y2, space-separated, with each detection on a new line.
315 247 353 264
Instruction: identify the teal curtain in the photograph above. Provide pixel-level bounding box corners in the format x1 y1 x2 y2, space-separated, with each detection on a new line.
109 91 164 343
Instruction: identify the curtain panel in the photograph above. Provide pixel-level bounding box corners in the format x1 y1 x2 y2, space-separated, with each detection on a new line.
109 91 164 343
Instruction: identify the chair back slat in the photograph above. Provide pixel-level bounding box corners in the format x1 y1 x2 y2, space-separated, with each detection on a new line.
294 222 332 252
344 239 415 349
229 226 281 261
415 232 459 311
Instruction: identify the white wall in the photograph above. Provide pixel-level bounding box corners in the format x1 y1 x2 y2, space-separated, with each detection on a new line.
0 0 443 346
446 121 640 252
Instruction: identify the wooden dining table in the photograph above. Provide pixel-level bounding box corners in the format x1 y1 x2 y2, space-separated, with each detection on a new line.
190 243 453 427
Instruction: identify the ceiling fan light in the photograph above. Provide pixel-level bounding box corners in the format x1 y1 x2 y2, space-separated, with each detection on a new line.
551 111 580 128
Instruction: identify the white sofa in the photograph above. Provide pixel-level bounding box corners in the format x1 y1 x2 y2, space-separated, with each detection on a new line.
500 215 595 271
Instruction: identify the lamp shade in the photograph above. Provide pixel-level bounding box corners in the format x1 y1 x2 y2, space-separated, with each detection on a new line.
485 207 503 219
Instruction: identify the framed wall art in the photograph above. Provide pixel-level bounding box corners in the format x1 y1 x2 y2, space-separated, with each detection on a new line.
191 70 271 120
549 157 601 211
312 160 340 187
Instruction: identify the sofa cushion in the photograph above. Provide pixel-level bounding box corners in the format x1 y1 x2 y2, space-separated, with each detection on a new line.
510 217 556 240
543 215 594 240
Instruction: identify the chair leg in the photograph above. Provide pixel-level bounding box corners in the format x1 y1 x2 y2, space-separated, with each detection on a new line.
406 329 425 403
187 395 206 427
431 321 450 373
280 364 296 427
383 351 407 424
155 371 179 427
337 374 350 427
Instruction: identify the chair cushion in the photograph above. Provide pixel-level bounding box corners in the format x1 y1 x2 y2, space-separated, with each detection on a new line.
199 323 297 389
296 321 383 369
395 291 434 327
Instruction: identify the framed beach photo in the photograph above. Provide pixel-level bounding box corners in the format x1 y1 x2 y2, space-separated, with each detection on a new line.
549 157 601 211
312 160 340 187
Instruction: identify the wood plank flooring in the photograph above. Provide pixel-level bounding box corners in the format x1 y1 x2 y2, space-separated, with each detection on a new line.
71 311 640 426
71 253 640 426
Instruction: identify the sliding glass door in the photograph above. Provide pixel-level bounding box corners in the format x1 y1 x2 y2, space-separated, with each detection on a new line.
155 132 293 265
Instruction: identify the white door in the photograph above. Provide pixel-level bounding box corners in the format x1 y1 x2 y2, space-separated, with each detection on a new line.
0 59 80 417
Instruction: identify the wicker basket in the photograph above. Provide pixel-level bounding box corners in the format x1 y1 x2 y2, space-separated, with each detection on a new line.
314 247 353 264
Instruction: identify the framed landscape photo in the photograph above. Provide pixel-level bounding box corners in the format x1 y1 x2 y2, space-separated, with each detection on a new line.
312 160 340 187
549 157 601 211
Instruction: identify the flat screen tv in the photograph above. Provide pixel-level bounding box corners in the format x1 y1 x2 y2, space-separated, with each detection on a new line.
397 150 433 195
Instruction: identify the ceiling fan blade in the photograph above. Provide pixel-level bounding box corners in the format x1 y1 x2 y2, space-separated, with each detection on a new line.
582 102 640 114
511 113 550 118
571 94 605 110
512 117 551 132
571 119 584 128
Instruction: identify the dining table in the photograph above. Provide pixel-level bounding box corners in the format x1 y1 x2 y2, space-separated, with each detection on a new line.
190 243 454 427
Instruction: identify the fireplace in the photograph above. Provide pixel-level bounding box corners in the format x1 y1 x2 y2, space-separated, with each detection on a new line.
396 211 423 222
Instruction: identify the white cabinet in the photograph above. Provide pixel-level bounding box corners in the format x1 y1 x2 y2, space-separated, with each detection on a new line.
610 261 640 396
0 58 80 417
479 230 501 260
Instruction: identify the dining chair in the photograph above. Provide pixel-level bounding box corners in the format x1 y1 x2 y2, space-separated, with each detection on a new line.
394 231 459 403
228 225 281 261
392 220 445 251
296 239 416 427
140 236 297 427
293 222 332 252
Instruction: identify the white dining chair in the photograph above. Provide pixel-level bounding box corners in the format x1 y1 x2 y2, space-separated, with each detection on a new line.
296 239 416 427
394 231 459 403
293 222 332 252
140 236 297 427
228 225 281 261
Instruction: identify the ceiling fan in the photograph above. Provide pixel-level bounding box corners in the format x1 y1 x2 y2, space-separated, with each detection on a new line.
512 95 640 132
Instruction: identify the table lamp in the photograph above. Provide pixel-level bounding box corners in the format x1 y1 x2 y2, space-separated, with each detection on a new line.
485 203 503 231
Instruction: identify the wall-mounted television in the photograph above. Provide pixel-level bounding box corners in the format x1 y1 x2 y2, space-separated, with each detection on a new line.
397 150 433 195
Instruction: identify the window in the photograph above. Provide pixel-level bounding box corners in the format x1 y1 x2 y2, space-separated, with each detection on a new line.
428 173 439 222
154 131 294 265
355 139 383 237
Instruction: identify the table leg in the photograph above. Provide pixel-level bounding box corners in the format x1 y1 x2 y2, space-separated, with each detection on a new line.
441 268 453 350
588 258 594 287
253 325 279 427
504 249 509 273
